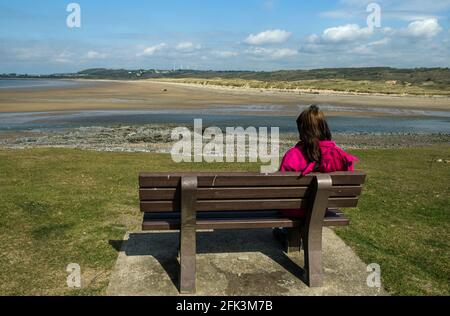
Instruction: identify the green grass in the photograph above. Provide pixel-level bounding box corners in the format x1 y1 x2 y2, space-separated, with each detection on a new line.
156 77 450 96
0 146 449 295
336 147 450 295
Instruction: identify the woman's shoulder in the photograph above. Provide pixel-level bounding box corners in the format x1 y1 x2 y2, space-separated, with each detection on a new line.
280 143 309 172
320 140 359 163
284 142 304 157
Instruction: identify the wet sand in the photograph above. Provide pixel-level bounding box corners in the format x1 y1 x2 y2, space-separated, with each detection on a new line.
0 79 449 116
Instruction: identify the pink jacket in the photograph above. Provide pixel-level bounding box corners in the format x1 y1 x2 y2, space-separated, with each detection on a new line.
279 141 358 217
280 141 358 175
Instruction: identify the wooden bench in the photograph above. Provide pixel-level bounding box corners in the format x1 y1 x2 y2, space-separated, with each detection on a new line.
139 171 366 294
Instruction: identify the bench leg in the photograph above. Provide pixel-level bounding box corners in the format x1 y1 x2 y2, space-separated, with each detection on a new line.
286 228 302 254
302 225 324 287
179 225 196 294
303 175 332 287
179 176 197 294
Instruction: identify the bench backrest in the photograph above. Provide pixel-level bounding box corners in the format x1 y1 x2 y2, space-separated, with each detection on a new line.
139 171 366 213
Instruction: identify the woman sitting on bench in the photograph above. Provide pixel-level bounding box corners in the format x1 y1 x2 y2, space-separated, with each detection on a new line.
279 105 358 218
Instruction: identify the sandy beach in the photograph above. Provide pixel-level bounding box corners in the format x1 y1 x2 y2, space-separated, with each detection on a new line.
0 79 449 115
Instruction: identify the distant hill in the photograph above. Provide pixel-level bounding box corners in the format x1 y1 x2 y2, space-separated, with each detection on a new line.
2 67 450 95
2 67 450 85
70 67 450 85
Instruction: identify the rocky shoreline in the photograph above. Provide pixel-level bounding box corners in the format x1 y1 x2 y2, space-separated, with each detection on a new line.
0 124 449 154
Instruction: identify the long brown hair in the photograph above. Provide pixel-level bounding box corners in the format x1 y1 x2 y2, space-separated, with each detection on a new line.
296 105 332 163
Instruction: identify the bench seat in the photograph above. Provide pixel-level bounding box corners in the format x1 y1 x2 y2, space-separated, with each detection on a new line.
142 209 349 231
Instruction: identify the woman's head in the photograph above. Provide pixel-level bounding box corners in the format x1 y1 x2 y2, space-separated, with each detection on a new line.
296 105 332 163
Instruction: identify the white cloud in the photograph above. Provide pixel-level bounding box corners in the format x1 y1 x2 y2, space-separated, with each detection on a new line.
381 27 395 35
138 43 166 57
307 19 443 50
307 34 320 43
400 18 442 38
54 51 74 64
245 47 298 59
318 24 373 43
212 50 239 58
298 14 449 67
352 38 391 54
368 37 391 46
175 41 201 52
244 29 292 45
86 50 107 59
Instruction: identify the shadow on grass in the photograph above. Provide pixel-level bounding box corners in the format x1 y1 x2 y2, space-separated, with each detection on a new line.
109 229 307 291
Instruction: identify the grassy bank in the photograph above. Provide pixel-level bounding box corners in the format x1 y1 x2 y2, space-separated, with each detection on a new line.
0 146 449 295
155 78 450 96
25 67 450 96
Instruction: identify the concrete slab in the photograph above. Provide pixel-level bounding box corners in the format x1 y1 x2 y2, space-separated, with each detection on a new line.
106 228 387 296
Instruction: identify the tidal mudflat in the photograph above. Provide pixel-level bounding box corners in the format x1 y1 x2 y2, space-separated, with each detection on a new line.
0 79 449 113
0 79 448 153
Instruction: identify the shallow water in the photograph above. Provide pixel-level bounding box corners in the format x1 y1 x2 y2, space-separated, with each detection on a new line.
0 110 449 134
208 104 450 118
0 79 90 89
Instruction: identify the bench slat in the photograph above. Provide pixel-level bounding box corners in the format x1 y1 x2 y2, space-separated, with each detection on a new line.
142 210 349 230
139 172 366 188
139 186 362 201
140 197 359 212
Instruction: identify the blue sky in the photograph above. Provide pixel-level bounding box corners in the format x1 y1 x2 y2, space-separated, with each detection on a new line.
1 0 449 73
